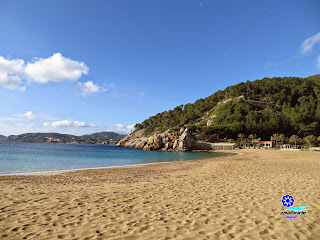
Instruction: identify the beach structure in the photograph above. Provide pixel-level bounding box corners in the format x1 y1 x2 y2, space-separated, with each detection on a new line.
209 143 236 150
280 144 293 149
250 139 274 148
280 144 305 150
258 141 273 148
310 147 320 151
192 142 236 150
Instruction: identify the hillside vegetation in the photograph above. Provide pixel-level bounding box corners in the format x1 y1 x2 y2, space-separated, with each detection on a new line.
136 75 320 141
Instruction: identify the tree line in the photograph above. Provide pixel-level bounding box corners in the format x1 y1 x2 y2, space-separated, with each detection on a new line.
236 133 320 148
135 75 320 142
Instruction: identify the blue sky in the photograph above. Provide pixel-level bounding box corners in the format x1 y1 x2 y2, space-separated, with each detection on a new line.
0 0 320 136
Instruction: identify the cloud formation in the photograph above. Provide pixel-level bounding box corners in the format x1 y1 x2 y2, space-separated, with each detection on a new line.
0 56 26 91
0 111 36 122
25 53 88 83
13 111 36 120
76 81 108 97
0 53 88 91
43 119 96 128
301 32 320 54
0 73 25 92
106 124 134 134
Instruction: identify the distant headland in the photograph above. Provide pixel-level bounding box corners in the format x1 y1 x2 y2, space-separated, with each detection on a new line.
0 132 126 145
118 75 320 151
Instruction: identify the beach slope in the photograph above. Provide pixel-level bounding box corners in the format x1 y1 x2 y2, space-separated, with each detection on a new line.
0 149 319 239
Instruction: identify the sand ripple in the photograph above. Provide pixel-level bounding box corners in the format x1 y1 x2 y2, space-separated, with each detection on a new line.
0 149 320 239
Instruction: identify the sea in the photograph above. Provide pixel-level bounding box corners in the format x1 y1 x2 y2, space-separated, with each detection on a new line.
0 142 229 175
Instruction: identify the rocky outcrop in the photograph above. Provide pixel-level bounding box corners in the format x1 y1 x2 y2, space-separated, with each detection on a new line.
116 129 148 149
116 128 197 151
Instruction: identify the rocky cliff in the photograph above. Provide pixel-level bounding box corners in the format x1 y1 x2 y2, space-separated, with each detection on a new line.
116 128 198 151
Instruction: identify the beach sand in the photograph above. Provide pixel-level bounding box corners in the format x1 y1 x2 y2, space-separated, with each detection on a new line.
0 149 319 239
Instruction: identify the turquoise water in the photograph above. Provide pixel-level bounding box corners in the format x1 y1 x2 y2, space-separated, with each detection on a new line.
0 142 228 175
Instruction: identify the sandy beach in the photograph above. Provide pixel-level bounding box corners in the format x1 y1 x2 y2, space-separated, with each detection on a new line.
0 149 319 239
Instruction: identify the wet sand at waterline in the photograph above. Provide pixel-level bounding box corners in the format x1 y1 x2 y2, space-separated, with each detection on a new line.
0 149 319 239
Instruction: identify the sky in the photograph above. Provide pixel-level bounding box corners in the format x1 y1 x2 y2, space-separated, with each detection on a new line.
0 0 320 136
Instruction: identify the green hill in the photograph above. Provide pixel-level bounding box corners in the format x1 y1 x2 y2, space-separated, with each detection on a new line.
136 75 320 141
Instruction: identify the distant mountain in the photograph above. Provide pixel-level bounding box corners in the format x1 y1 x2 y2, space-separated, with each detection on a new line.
0 132 126 144
81 132 126 141
0 135 5 138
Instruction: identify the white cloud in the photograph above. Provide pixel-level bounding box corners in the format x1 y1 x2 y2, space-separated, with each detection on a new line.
0 53 88 91
24 111 36 120
0 56 25 91
43 119 96 128
317 56 320 69
0 56 25 74
0 111 36 122
76 81 108 97
13 111 36 120
0 72 25 91
106 124 134 134
25 53 88 83
301 32 320 54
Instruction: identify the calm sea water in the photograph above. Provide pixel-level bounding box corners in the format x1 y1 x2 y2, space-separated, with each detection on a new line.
0 142 228 175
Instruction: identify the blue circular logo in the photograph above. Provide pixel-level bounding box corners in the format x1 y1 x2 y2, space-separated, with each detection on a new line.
282 195 294 207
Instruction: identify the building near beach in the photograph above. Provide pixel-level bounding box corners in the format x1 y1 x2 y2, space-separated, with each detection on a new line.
192 142 236 150
258 141 273 148
250 139 274 148
280 144 305 150
210 143 236 150
280 144 292 149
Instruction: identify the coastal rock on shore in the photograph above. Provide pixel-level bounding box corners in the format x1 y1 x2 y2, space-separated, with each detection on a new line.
116 128 196 151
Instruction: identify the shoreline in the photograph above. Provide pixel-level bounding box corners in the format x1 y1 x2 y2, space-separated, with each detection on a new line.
0 152 236 177
1 149 319 239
